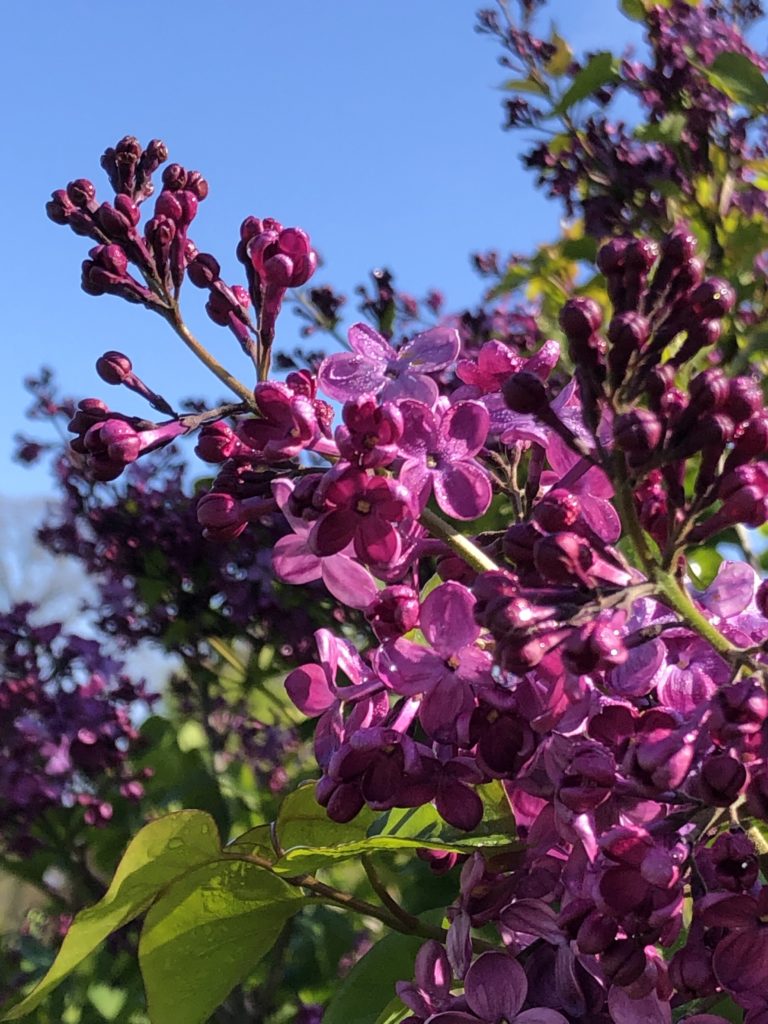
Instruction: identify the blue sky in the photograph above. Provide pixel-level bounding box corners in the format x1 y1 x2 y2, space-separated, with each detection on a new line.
0 0 640 498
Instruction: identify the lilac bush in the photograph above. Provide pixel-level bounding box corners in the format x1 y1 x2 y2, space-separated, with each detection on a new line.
5 3 768 1023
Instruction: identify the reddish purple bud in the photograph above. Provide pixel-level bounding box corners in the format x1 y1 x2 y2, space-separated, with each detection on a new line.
366 585 420 641
597 237 629 276
727 376 763 423
533 531 594 585
532 489 581 532
96 351 132 385
66 178 96 208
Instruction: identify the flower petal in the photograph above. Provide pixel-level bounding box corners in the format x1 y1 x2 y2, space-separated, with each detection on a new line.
400 325 460 371
434 461 493 520
440 401 490 459
347 322 395 361
317 352 385 401
464 951 527 1021
272 534 321 585
421 581 479 658
321 554 378 609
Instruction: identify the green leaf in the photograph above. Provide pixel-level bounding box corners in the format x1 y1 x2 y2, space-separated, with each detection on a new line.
265 783 517 875
554 52 618 114
545 31 572 77
1 812 220 1020
139 859 302 1024
373 998 410 1024
501 77 548 97
635 112 686 144
704 51 768 108
620 0 647 19
323 931 424 1024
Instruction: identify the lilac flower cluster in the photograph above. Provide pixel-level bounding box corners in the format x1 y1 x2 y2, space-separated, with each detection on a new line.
0 603 154 853
49 135 768 1022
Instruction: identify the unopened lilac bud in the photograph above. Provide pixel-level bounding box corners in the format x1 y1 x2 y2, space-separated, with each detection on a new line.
690 278 736 318
661 226 698 265
162 163 187 191
195 421 242 463
699 754 747 806
532 490 581 532
66 178 96 208
197 492 248 540
597 237 629 276
96 351 132 385
614 409 662 458
185 171 209 200
689 369 729 411
366 585 420 641
95 244 129 277
533 531 594 584
187 252 221 288
502 370 549 415
624 238 659 274
757 578 768 618
607 311 649 382
559 297 603 339
727 376 763 423
502 522 542 566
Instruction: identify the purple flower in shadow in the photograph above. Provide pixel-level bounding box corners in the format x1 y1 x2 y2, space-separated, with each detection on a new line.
271 478 378 609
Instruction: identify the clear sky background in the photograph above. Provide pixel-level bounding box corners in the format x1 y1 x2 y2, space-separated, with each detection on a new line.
0 0 642 500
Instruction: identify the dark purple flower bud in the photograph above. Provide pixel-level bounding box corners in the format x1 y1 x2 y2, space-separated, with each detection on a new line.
729 411 768 466
727 376 763 423
502 370 550 414
689 369 729 411
96 351 132 385
709 677 768 746
607 311 650 383
502 521 542 566
533 531 594 585
756 578 768 618
185 171 209 200
699 754 748 806
559 297 603 339
558 742 616 811
746 768 768 819
563 612 627 675
614 409 662 459
366 585 420 641
597 237 629 276
162 163 187 191
46 189 76 225
195 491 249 540
690 278 736 318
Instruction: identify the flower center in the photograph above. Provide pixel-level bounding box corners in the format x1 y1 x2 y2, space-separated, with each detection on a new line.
355 499 372 515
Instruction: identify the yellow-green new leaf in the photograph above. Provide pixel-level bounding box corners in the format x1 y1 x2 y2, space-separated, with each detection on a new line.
2 811 220 1020
139 859 302 1024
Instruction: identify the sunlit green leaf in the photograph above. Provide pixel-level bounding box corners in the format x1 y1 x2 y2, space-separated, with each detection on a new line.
554 52 618 114
703 51 768 108
139 859 302 1024
2 812 220 1020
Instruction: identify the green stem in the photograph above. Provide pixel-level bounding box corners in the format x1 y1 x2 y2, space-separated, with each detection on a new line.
165 307 257 408
651 568 747 663
419 508 498 573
